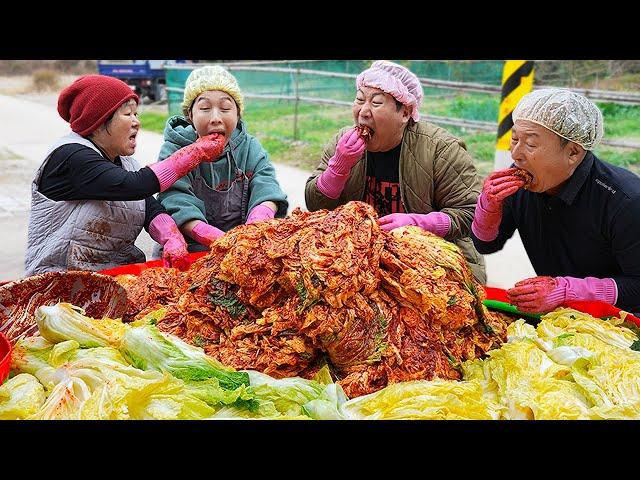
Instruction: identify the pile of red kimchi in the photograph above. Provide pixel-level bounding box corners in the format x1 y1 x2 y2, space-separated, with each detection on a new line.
121 201 509 397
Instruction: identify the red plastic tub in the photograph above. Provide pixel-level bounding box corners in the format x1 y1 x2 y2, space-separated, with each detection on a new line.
0 332 11 384
99 251 208 277
483 286 640 327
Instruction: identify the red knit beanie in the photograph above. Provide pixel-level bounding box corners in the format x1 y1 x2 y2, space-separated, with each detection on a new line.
57 75 139 136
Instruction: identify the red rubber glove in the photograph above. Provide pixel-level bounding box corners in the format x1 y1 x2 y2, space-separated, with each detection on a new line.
507 276 618 313
190 220 225 247
148 133 225 192
472 168 525 241
316 128 367 199
378 212 451 237
148 213 190 270
246 204 276 224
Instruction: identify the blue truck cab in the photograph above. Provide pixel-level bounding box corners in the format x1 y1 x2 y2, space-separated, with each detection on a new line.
97 60 170 102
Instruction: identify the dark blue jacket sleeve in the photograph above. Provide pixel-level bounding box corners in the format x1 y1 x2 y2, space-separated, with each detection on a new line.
610 194 640 312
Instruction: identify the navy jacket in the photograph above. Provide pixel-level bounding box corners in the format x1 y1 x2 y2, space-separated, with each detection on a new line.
472 152 640 312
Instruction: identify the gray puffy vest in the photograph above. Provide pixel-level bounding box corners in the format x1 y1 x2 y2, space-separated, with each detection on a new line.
25 133 146 275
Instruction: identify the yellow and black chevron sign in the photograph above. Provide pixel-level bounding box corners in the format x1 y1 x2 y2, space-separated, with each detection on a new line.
496 60 535 151
493 61 535 169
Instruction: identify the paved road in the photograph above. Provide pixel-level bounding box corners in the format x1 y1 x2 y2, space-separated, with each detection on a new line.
0 94 535 286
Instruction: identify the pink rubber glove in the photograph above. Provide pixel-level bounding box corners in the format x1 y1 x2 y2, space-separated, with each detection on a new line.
190 220 225 247
148 133 225 192
246 204 276 224
378 212 451 237
148 213 191 270
507 276 618 313
472 168 525 241
316 128 367 199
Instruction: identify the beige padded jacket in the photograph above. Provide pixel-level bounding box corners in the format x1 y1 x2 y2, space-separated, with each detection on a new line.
305 121 486 284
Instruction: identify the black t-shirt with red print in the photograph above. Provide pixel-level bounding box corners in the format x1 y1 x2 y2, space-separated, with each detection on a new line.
362 143 404 216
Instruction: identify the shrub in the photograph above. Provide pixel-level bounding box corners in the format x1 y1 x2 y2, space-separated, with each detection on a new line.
31 69 60 92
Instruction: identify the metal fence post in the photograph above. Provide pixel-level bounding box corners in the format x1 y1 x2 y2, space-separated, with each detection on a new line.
293 69 300 141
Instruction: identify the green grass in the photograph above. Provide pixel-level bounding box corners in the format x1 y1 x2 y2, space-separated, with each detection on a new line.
138 112 167 134
425 92 500 122
139 95 640 178
140 102 352 172
594 146 640 173
245 102 352 171
597 103 640 139
138 112 168 133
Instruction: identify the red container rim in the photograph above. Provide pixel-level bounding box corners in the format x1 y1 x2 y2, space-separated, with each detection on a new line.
484 285 640 327
99 251 208 277
0 332 11 383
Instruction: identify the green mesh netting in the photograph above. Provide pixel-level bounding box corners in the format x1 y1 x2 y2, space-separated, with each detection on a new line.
166 60 503 116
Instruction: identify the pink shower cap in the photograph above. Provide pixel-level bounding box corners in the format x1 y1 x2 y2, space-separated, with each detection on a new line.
356 60 424 122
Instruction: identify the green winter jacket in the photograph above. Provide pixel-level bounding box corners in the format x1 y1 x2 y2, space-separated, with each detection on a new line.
157 115 288 229
305 121 486 284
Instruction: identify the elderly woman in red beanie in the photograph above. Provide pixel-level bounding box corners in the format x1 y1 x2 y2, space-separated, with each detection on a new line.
25 74 225 275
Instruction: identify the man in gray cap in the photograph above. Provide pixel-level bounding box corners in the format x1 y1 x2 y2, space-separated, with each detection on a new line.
471 88 640 314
